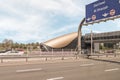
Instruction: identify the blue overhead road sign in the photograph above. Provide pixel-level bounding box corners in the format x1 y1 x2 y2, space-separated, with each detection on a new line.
86 0 120 23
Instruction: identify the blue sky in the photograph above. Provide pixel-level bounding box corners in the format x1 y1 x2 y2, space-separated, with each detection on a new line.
0 0 120 43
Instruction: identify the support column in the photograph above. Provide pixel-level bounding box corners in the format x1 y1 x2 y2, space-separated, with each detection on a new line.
94 43 100 53
91 30 93 55
77 18 85 55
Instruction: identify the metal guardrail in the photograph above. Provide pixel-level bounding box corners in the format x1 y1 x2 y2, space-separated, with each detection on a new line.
0 53 76 63
0 51 120 63
85 53 120 58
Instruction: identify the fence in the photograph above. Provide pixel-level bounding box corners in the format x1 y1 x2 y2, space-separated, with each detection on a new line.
0 49 120 63
0 49 78 63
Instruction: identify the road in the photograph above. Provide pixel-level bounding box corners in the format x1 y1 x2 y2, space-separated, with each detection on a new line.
0 57 120 80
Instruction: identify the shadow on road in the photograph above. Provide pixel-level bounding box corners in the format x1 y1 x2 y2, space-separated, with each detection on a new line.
89 58 120 65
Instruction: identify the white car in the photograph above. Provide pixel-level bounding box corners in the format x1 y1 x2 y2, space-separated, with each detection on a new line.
0 50 24 56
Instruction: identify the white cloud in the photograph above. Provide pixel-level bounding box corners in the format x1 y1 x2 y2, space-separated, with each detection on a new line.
113 19 120 28
0 0 109 43
0 0 85 17
29 0 85 17
0 13 51 43
50 24 77 35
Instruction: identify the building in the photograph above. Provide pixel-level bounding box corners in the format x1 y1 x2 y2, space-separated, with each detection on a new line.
40 31 120 51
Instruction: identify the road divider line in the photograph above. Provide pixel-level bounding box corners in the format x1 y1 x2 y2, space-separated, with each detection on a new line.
105 68 119 72
80 63 94 67
16 68 42 73
47 77 64 80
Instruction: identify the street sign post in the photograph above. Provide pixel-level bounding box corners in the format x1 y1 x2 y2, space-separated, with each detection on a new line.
86 0 120 23
78 0 120 56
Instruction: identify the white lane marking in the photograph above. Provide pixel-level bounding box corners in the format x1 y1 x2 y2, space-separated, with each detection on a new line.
47 77 64 80
16 68 42 73
105 68 119 72
80 63 94 67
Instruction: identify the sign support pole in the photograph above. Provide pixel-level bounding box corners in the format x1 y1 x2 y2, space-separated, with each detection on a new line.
77 18 85 55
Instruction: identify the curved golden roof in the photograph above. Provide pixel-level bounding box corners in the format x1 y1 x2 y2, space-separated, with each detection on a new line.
43 32 77 48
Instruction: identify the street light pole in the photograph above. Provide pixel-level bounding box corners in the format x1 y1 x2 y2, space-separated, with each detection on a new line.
77 18 85 55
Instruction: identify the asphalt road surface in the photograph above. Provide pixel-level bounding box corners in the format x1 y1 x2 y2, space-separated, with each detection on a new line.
0 58 120 80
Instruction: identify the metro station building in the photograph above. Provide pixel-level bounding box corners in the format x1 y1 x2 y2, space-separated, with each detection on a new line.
40 31 120 51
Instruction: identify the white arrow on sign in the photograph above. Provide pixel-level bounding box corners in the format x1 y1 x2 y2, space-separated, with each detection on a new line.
102 13 109 17
86 18 91 21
